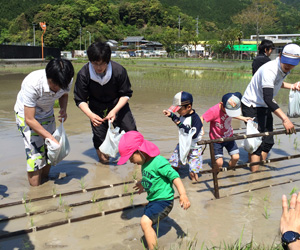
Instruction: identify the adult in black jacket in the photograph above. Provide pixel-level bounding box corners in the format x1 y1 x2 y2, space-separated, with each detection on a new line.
74 42 137 163
252 39 275 75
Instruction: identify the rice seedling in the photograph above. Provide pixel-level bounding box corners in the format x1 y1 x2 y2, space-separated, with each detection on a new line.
52 187 57 198
123 183 128 193
29 217 36 232
103 108 108 118
30 217 34 228
22 192 27 204
91 192 97 203
263 205 270 219
132 170 138 181
24 199 31 216
288 187 298 206
290 187 298 195
58 193 64 207
64 204 72 221
130 192 134 206
79 177 87 192
294 141 298 150
247 194 253 207
98 201 103 212
263 194 269 202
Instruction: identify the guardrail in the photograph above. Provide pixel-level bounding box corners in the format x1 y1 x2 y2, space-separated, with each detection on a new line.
197 125 300 199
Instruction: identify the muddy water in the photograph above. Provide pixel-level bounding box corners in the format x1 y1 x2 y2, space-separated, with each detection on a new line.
0 68 300 249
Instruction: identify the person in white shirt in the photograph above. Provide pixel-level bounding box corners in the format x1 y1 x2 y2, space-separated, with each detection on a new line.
241 43 300 172
14 59 74 186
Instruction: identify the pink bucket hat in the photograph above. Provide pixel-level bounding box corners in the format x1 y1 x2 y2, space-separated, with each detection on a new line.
117 131 160 165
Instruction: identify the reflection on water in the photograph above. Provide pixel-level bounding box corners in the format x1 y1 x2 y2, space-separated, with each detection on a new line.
1 62 300 248
0 65 292 133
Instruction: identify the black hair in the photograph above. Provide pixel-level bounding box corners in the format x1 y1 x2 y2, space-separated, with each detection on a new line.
258 39 275 54
87 42 111 63
46 59 74 90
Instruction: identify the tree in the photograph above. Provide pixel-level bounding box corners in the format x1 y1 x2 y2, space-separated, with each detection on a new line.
232 0 277 47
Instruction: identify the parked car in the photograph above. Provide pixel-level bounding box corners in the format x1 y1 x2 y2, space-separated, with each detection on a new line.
118 51 130 59
111 51 117 58
128 51 136 57
135 50 142 57
143 51 151 57
155 50 167 57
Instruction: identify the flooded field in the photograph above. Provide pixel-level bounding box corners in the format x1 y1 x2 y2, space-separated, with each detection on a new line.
0 58 300 249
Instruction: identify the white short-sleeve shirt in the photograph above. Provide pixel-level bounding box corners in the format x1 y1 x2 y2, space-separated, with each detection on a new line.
14 69 72 119
242 57 289 108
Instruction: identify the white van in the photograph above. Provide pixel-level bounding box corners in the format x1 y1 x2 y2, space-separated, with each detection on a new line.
135 50 142 57
116 51 130 58
155 50 167 57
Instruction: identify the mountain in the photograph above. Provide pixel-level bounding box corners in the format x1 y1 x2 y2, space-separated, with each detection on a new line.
159 0 250 28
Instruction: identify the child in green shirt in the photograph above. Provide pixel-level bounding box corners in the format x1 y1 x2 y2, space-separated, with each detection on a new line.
117 131 190 250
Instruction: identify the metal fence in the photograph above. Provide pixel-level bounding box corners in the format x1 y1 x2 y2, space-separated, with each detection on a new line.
0 45 60 59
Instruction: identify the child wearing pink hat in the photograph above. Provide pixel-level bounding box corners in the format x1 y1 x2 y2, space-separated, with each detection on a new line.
117 131 190 250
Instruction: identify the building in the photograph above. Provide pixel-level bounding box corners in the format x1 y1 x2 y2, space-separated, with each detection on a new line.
245 34 300 59
120 36 163 51
120 36 148 50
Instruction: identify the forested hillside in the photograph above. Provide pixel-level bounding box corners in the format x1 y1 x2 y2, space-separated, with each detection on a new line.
1 0 300 53
160 0 250 28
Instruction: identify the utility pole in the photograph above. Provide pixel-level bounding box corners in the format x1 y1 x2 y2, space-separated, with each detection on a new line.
178 15 181 39
80 27 82 50
39 22 46 59
196 16 199 37
32 23 36 46
87 31 91 46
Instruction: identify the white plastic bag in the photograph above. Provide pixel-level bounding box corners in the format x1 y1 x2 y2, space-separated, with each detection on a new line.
287 88 300 118
242 120 262 154
178 127 196 165
45 119 70 166
99 120 125 158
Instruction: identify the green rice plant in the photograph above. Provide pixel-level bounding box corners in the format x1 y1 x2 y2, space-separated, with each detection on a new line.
185 233 198 250
58 193 64 207
277 138 280 145
247 195 253 207
52 187 57 198
79 177 87 192
288 187 298 206
132 170 138 181
263 194 269 202
98 201 103 212
30 217 34 228
294 141 298 150
130 192 134 206
103 108 108 118
24 199 31 215
91 192 97 203
22 192 27 204
64 204 72 220
123 183 128 193
263 205 270 219
290 187 298 195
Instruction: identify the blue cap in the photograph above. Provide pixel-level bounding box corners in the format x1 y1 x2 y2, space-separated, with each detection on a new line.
281 44 300 66
222 92 242 117
168 91 193 112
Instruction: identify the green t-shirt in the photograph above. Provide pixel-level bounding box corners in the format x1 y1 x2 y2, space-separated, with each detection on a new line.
141 155 180 202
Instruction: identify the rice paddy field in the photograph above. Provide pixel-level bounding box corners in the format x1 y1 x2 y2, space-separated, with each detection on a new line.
1 57 300 249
